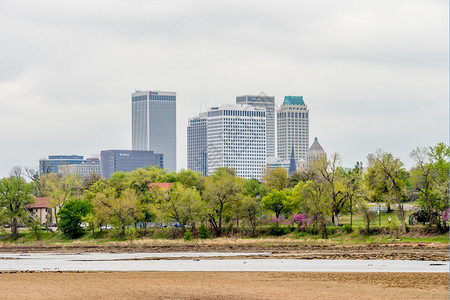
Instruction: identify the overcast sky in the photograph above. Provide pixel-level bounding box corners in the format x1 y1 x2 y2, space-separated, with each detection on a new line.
0 0 448 178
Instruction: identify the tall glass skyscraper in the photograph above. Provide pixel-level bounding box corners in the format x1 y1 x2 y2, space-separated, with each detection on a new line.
132 90 176 172
187 112 208 176
236 95 275 157
277 96 309 162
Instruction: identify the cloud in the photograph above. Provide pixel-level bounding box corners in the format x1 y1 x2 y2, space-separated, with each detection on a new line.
0 0 447 177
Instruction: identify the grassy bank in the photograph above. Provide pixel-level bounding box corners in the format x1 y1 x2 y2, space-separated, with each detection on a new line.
1 225 448 248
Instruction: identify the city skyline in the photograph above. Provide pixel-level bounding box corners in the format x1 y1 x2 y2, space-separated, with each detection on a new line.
0 1 447 178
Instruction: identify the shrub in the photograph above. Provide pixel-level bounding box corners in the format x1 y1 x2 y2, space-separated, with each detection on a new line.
342 224 353 234
269 224 290 236
198 224 210 239
184 229 192 241
124 227 137 241
57 199 92 239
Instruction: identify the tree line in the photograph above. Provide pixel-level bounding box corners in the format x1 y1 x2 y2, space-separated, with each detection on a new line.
0 143 448 239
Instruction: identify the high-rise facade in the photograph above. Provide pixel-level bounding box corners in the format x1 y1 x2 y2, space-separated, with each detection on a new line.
236 95 275 157
39 155 85 175
207 105 266 180
100 150 164 178
187 112 208 176
277 96 309 162
132 90 176 171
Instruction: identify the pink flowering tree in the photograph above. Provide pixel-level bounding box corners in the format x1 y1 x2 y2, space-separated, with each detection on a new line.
293 213 308 230
442 209 449 222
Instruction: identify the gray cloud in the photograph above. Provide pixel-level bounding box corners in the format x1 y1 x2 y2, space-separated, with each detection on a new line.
0 0 447 177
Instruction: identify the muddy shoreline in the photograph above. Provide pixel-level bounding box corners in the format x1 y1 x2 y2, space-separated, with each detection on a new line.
0 241 448 261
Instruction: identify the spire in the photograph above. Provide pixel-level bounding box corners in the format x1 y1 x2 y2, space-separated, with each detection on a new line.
289 146 297 176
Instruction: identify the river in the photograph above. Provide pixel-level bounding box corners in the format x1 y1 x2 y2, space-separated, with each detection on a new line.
0 252 447 272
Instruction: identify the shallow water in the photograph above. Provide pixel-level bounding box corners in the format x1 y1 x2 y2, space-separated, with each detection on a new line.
0 252 447 272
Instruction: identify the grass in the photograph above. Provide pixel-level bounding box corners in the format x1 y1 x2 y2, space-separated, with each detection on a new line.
339 210 414 228
1 226 448 248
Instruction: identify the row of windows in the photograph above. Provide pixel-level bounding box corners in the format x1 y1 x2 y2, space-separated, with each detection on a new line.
132 95 176 102
278 112 309 118
208 110 266 117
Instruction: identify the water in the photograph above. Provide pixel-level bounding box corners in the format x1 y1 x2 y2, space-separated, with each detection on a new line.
0 252 447 272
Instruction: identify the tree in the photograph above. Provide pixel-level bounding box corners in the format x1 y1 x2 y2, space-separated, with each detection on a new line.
261 189 298 219
429 143 450 231
287 167 317 188
313 153 347 226
264 167 288 191
342 162 365 228
294 180 331 238
411 143 450 230
202 167 244 236
58 199 92 238
243 178 268 199
162 183 202 232
240 196 262 236
92 188 140 237
40 173 83 224
367 150 408 233
0 175 35 239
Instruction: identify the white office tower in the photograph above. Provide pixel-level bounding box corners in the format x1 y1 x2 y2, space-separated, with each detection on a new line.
207 105 266 180
236 95 275 157
132 90 176 172
277 96 309 162
187 112 208 176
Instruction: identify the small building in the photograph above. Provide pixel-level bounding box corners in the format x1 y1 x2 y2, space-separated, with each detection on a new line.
307 137 325 164
27 197 55 225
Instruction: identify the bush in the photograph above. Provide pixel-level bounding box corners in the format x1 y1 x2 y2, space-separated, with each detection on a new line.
342 224 353 234
269 224 290 236
58 199 92 239
125 227 137 241
198 224 210 239
184 229 192 241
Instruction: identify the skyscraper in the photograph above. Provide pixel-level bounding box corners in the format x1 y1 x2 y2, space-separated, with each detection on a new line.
132 90 176 171
277 96 309 162
236 94 275 157
187 112 208 176
207 105 266 180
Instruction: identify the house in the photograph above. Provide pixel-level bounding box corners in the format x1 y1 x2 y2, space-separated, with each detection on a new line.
27 197 55 225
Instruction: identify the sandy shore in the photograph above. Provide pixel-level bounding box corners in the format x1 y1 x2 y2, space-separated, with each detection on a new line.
0 271 448 299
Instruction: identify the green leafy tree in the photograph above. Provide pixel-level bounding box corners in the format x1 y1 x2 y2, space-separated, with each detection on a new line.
40 173 83 224
240 195 262 235
294 180 331 238
58 199 92 238
411 143 450 230
342 162 365 228
263 167 288 191
367 150 408 233
162 183 202 232
313 153 347 226
202 167 244 236
261 189 299 219
92 188 140 237
0 175 35 239
243 178 268 199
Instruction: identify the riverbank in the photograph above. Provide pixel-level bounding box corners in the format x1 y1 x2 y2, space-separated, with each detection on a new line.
0 271 448 299
0 237 448 261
